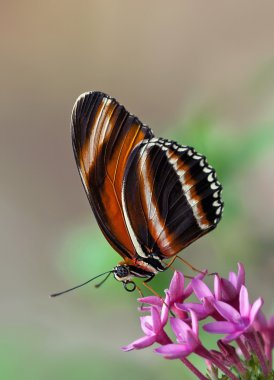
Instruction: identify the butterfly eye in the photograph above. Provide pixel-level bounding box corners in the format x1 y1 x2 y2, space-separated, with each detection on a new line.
115 265 130 279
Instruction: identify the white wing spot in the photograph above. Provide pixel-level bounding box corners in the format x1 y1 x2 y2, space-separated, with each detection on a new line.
211 182 219 190
213 191 219 198
207 173 215 182
178 147 187 152
203 167 212 174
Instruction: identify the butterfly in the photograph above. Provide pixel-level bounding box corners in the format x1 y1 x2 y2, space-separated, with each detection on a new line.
61 91 224 294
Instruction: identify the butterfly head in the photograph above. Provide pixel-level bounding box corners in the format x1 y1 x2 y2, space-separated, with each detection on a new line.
113 264 132 282
113 264 136 291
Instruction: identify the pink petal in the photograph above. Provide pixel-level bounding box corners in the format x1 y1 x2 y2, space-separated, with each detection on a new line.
122 335 156 351
192 278 213 299
228 271 237 288
177 302 209 320
183 282 193 299
184 270 207 298
190 310 199 336
222 331 244 342
172 305 189 320
185 329 200 350
214 300 240 322
138 305 152 312
204 321 236 334
161 292 170 325
214 275 221 300
151 306 161 332
140 316 153 335
155 344 192 359
138 296 163 307
239 285 250 317
203 297 215 311
256 311 267 328
132 335 157 349
170 317 191 342
121 343 135 352
169 271 184 301
236 263 245 292
250 298 264 324
220 278 237 301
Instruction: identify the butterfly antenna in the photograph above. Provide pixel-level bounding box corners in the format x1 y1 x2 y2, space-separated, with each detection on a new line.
50 270 114 297
94 271 112 288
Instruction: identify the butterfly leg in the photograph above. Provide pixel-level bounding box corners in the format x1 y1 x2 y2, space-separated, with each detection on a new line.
135 284 144 298
135 283 163 312
142 280 173 313
164 255 178 269
174 256 205 274
164 261 198 280
144 274 155 283
142 278 163 299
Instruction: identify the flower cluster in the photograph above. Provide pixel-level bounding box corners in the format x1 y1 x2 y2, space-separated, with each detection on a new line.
122 264 274 380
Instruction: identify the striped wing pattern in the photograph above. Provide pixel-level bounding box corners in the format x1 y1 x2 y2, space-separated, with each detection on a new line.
122 138 223 258
71 92 154 259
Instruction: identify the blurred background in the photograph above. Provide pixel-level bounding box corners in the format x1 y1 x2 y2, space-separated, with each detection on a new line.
1 1 274 379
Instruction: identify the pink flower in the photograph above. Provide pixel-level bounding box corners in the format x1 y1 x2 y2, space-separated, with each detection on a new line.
255 312 274 366
176 274 223 320
155 310 201 359
218 262 245 309
144 270 207 319
122 293 170 351
204 285 263 342
138 271 189 315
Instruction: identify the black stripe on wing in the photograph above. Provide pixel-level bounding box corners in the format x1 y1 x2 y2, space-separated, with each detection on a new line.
122 137 223 258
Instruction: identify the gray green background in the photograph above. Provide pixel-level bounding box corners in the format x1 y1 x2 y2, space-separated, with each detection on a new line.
1 1 274 379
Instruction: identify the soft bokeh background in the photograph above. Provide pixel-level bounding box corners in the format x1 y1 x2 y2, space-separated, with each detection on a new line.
1 1 274 379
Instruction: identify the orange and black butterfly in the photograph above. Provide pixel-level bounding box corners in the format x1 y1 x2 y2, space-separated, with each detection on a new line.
66 91 224 292
51 91 223 297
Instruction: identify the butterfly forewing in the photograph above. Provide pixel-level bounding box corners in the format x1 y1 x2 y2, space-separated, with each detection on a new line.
122 138 223 259
71 91 154 259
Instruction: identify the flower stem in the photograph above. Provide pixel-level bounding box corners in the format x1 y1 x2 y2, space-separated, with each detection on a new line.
265 343 272 369
180 358 208 380
245 332 269 376
233 357 246 374
196 346 238 380
236 337 250 361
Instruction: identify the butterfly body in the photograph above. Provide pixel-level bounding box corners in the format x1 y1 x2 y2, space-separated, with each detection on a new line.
71 91 223 290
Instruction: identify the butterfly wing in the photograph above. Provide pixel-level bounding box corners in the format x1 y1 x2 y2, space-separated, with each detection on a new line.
71 91 154 259
122 138 223 259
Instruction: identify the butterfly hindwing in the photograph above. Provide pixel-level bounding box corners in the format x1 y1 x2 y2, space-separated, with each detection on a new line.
122 138 223 259
71 91 154 259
